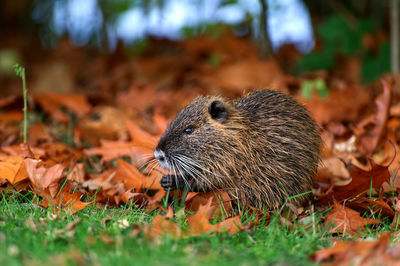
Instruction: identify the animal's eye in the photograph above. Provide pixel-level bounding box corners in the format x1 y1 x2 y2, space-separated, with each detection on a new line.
183 126 194 135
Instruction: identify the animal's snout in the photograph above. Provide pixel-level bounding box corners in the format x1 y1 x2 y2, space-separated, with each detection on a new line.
154 149 170 169
154 150 165 162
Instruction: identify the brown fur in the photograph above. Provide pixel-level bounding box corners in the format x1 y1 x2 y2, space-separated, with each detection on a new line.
155 89 321 209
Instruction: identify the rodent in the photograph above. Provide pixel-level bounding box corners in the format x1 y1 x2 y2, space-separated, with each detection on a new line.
154 89 321 209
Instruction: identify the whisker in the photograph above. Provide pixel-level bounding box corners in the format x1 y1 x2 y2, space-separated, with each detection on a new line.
173 157 195 189
137 153 155 163
138 158 157 172
177 154 219 176
174 155 215 189
172 158 191 190
147 160 161 175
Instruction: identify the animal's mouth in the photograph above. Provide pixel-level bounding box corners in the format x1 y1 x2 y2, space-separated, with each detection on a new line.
154 149 172 170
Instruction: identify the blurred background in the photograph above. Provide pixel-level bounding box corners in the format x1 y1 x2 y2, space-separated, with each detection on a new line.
0 0 397 115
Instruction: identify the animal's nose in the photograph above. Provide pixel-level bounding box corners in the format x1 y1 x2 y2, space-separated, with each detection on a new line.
154 150 166 162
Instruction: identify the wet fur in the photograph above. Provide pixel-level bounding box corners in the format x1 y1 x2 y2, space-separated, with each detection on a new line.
155 90 321 209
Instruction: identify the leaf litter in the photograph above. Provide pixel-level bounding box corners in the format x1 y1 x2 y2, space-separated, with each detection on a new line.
2 35 400 264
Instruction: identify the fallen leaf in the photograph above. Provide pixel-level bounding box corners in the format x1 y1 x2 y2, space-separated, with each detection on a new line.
317 160 390 204
145 208 182 238
324 202 381 236
311 233 396 265
1 143 37 158
355 80 392 154
347 197 395 218
0 155 28 184
66 163 85 183
25 158 65 197
84 140 153 162
299 84 370 125
114 159 162 191
316 156 351 186
77 106 135 146
34 93 91 123
153 113 169 134
185 190 232 219
40 183 92 214
27 123 53 146
186 199 246 237
125 120 158 149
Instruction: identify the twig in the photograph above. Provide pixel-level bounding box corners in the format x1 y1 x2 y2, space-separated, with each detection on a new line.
13 64 28 143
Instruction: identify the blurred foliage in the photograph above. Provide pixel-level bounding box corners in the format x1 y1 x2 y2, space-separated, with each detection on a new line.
300 78 329 99
0 49 23 76
182 23 232 39
30 0 250 50
362 42 391 82
297 14 390 82
0 0 394 83
123 38 150 56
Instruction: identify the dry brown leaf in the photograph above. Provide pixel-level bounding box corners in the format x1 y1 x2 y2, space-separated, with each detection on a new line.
186 199 246 237
40 183 92 214
34 93 91 122
1 143 37 158
316 156 351 186
185 190 232 219
347 197 395 218
324 202 381 236
84 140 153 162
0 155 28 184
25 158 65 197
145 208 181 238
317 160 390 205
311 233 396 265
27 123 53 146
0 111 23 124
299 84 370 125
125 120 158 149
355 80 392 154
114 159 162 191
153 113 169 134
77 106 135 146
202 58 285 95
66 163 85 183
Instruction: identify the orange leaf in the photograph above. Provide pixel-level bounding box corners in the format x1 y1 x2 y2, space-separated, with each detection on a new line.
0 155 28 184
34 93 91 122
66 163 85 183
299 84 370 125
41 183 92 214
186 198 246 237
84 140 153 162
27 123 53 146
1 143 37 157
145 208 181 238
114 159 162 190
153 114 169 135
325 202 381 236
311 233 394 264
25 158 65 197
0 111 23 124
185 190 232 219
125 120 158 149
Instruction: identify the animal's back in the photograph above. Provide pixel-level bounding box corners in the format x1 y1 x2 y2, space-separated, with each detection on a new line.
233 90 320 208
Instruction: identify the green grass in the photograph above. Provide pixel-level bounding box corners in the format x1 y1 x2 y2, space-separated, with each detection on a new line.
0 191 335 266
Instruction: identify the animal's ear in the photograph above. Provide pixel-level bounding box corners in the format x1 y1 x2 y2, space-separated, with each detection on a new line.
208 100 227 120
